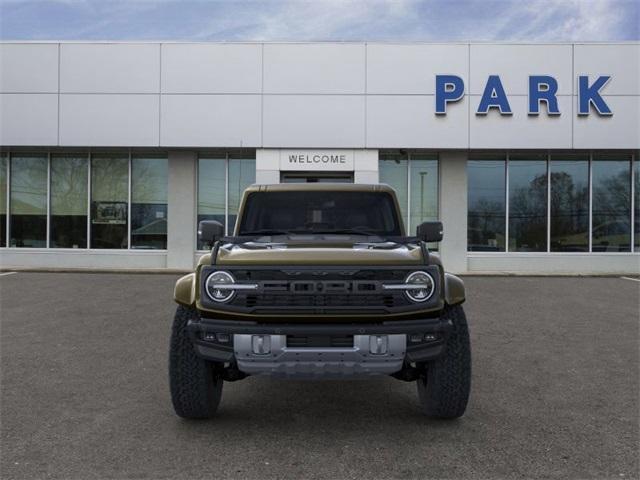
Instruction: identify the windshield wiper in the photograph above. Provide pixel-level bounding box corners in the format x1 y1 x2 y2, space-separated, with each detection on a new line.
239 229 296 236
310 228 385 237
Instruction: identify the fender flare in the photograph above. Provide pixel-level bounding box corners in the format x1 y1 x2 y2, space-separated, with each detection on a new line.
444 272 466 305
174 273 197 307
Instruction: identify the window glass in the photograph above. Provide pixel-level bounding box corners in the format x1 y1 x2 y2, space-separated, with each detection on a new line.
131 156 168 249
10 154 47 247
635 155 639 252
0 154 6 247
198 156 226 249
592 154 631 252
50 155 88 248
549 155 589 252
409 154 438 234
467 157 506 251
379 152 408 229
508 155 548 252
91 155 128 249
228 154 256 234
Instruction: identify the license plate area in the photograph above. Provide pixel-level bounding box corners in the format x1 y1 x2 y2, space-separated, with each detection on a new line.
286 335 354 348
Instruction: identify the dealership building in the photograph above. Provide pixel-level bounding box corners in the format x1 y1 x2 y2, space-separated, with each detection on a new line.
0 41 638 274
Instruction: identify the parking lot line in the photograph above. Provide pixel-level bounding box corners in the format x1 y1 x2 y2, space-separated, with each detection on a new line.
620 276 640 282
0 271 17 277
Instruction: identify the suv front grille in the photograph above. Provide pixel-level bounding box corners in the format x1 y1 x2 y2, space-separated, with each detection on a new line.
286 335 354 348
244 293 396 308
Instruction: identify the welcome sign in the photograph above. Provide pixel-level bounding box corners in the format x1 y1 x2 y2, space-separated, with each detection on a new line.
279 150 355 171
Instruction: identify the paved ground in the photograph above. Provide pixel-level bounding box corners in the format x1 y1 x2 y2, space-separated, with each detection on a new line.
1 272 638 480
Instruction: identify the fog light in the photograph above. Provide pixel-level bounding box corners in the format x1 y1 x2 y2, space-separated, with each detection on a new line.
424 333 438 342
203 332 217 342
369 335 388 355
252 335 271 355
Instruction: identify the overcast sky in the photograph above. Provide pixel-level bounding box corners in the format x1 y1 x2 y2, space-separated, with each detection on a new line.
0 0 638 42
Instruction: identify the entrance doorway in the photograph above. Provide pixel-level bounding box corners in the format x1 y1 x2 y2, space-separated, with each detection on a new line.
280 172 354 183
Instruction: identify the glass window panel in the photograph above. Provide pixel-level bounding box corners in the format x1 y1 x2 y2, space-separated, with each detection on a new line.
50 155 88 248
467 158 506 252
634 155 639 252
549 155 589 252
592 154 631 252
198 156 226 250
131 156 168 250
508 155 548 252
379 151 408 231
0 154 7 247
91 155 128 249
228 155 256 234
10 154 47 248
409 154 438 234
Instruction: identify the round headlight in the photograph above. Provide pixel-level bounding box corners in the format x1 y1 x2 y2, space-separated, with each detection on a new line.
205 271 236 303
404 271 435 303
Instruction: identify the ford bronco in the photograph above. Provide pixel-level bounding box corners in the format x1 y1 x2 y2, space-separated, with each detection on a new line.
170 183 471 419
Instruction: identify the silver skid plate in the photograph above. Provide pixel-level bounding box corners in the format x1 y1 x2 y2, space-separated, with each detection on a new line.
234 334 406 378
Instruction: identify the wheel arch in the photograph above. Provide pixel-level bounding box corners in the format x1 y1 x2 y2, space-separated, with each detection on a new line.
443 272 465 306
174 272 197 307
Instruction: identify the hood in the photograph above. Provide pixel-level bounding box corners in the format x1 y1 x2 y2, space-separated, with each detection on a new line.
213 235 424 266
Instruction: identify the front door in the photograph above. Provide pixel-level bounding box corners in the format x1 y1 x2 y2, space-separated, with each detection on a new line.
280 172 354 183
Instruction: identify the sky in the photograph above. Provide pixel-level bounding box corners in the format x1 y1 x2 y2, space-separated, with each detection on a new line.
0 0 638 42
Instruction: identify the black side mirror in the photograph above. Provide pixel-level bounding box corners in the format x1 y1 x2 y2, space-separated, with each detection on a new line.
416 221 443 242
198 220 225 246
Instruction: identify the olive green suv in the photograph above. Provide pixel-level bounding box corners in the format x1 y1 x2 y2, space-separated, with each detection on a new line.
170 183 471 419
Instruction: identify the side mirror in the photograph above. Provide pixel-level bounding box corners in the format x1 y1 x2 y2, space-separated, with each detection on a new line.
416 221 443 243
198 220 225 246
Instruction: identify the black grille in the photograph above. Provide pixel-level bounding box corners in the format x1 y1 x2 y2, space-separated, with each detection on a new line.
243 294 396 308
286 335 354 348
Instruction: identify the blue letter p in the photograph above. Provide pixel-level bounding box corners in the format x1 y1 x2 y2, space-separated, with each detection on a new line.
435 75 464 115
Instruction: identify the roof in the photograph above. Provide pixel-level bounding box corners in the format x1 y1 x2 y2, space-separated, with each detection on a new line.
244 183 398 193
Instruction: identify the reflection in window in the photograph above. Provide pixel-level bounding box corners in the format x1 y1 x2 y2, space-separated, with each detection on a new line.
91 155 128 249
10 155 47 247
409 154 438 234
550 155 589 252
228 154 255 234
131 156 168 249
467 157 506 251
379 152 408 228
635 157 639 252
50 155 88 248
592 154 631 252
197 156 226 250
508 155 547 252
0 154 6 247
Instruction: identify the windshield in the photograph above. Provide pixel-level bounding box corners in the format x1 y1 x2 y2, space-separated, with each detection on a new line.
237 191 403 236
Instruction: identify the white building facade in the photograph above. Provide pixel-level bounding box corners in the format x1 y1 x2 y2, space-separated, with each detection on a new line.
0 41 638 273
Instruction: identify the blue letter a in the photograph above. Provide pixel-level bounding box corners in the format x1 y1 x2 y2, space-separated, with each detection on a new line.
477 75 512 115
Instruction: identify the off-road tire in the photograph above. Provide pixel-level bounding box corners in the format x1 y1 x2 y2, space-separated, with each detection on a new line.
416 304 471 419
169 305 223 419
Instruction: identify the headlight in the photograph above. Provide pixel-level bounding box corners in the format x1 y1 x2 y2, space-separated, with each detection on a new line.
404 271 435 302
205 271 236 303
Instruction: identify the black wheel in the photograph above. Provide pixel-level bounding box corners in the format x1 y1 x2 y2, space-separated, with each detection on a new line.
169 305 223 419
416 304 471 419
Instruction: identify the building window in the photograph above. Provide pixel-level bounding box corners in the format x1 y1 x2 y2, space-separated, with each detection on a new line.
635 155 639 252
592 153 632 252
197 151 256 250
467 156 506 251
50 155 88 248
131 156 168 249
10 154 47 248
550 154 589 252
379 151 438 238
91 154 128 249
0 154 7 247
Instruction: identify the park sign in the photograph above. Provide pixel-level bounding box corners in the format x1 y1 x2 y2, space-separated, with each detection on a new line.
435 75 613 116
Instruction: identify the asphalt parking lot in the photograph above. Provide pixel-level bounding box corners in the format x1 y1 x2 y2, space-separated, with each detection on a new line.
1 272 638 480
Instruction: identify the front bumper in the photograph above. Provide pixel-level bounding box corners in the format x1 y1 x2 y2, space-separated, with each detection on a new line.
187 317 452 378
